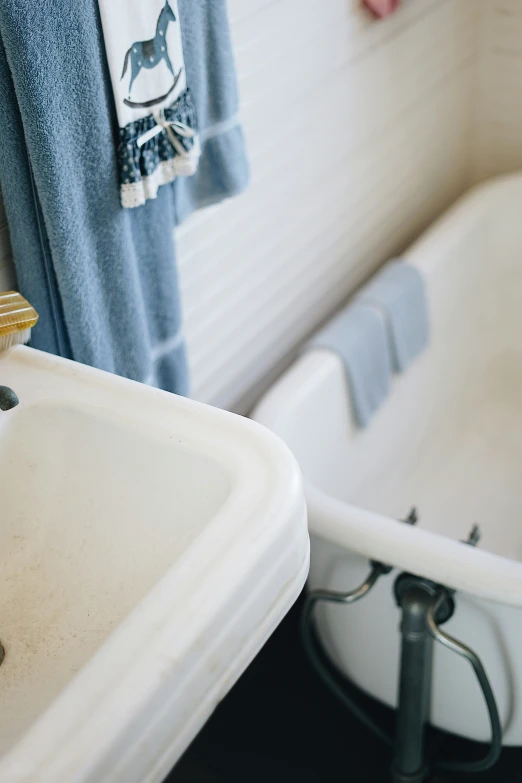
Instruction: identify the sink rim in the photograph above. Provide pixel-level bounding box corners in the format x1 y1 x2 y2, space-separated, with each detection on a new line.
0 346 309 782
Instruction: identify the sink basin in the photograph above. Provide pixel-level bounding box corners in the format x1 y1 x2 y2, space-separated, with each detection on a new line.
0 346 308 783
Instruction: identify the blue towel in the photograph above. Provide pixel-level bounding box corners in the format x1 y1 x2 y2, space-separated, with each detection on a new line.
0 0 248 395
174 0 250 223
357 260 429 372
308 302 393 427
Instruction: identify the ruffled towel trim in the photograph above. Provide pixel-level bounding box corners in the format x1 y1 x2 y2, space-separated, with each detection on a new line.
118 88 199 209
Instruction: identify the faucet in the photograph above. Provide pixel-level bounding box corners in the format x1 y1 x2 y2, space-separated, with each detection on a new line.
0 385 19 410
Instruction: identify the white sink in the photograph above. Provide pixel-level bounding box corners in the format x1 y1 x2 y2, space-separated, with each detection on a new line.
0 346 308 783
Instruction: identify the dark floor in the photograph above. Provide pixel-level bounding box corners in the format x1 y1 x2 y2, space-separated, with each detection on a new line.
165 592 522 783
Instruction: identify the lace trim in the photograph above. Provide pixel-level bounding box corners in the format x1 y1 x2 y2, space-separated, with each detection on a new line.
120 140 200 208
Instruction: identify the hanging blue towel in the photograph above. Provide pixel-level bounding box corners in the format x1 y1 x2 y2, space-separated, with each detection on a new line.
0 0 248 394
356 260 429 372
174 0 250 224
308 302 393 427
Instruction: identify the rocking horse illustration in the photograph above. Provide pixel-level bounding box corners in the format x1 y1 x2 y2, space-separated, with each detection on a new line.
121 1 183 109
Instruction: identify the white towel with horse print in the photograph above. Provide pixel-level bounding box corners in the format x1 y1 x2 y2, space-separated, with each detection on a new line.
99 0 200 208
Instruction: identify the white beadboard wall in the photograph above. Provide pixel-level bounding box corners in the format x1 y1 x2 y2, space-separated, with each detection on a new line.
473 0 522 182
178 0 478 411
0 0 520 412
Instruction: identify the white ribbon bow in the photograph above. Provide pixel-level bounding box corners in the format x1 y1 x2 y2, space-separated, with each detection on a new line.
136 109 196 155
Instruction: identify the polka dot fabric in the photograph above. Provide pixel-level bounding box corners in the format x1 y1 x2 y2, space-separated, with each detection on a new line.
118 88 198 208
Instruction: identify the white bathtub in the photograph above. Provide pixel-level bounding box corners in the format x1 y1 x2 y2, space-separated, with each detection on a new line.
253 174 522 746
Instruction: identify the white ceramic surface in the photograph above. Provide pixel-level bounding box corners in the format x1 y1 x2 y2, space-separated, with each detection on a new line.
253 174 522 745
0 346 308 782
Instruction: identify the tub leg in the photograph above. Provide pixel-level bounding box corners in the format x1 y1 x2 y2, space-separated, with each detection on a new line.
391 577 444 783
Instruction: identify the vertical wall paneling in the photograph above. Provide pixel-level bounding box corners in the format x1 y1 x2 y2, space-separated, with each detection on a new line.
472 0 522 182
179 0 478 411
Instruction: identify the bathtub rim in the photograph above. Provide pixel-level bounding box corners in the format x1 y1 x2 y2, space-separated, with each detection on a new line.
252 173 522 608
